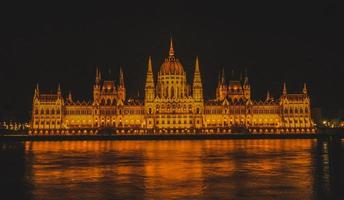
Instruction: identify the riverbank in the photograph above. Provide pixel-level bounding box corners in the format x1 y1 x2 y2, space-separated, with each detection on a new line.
0 133 343 141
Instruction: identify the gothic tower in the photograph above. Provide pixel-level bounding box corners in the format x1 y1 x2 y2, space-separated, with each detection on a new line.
117 67 126 102
243 71 251 100
216 68 227 101
192 56 203 102
145 56 155 102
303 83 307 94
282 82 287 96
93 68 101 103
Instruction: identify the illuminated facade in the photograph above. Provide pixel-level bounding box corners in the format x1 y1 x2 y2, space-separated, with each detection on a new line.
30 39 315 135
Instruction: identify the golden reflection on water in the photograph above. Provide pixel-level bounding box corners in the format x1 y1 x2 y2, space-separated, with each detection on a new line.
23 140 318 199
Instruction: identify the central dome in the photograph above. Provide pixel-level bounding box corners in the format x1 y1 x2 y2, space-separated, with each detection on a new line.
160 57 184 75
159 39 185 75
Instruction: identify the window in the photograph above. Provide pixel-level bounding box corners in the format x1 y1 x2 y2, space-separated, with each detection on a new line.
107 99 111 105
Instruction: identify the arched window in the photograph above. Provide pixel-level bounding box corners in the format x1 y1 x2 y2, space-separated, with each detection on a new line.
196 107 200 114
107 99 111 105
305 108 309 113
57 110 60 114
171 86 174 98
51 109 55 115
46 109 49 115
35 109 38 115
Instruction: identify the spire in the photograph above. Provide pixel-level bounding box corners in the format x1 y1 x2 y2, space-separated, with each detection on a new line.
193 57 202 84
193 56 203 101
57 84 61 97
221 68 225 84
195 56 200 73
148 56 153 73
169 37 174 57
145 56 155 88
118 67 126 101
266 91 270 101
68 91 73 102
145 56 155 102
303 83 307 94
217 68 225 87
96 67 101 84
243 69 249 86
283 82 287 95
119 67 124 87
34 83 40 98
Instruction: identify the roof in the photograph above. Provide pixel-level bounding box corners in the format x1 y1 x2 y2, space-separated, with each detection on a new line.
160 57 184 75
284 94 307 102
38 94 58 102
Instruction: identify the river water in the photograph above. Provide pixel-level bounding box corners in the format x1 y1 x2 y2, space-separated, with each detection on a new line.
0 139 343 200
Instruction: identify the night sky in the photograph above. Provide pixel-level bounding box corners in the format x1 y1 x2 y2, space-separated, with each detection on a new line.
1 1 343 121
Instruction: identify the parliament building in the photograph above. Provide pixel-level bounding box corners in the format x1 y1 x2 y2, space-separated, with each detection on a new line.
30 39 315 135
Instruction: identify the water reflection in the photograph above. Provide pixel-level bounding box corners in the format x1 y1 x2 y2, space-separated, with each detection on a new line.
0 139 343 200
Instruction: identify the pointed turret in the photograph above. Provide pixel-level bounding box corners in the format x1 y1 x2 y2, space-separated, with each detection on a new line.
193 57 203 101
217 70 221 87
243 68 249 85
216 68 227 101
68 92 73 102
145 56 154 88
283 82 287 95
221 68 225 85
145 56 155 102
93 68 101 103
57 84 61 97
34 83 40 99
169 37 174 57
193 56 201 84
266 91 271 101
96 67 101 84
119 67 125 87
117 67 126 101
303 83 307 94
241 69 251 100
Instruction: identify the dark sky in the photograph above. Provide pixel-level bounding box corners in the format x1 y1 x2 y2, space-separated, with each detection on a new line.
1 1 343 121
